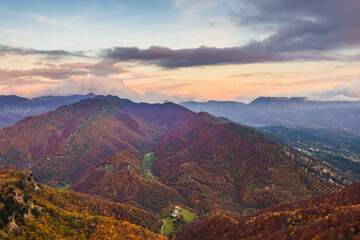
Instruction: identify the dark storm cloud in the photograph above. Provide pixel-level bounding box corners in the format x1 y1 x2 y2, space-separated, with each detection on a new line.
232 0 360 52
102 0 360 68
100 44 336 69
100 45 285 68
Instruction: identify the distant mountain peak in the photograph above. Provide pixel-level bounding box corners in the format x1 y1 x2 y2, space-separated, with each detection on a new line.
0 95 30 106
206 100 241 104
250 96 306 105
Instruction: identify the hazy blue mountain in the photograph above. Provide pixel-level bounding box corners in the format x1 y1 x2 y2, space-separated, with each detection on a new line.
0 95 30 106
0 93 95 128
181 97 360 134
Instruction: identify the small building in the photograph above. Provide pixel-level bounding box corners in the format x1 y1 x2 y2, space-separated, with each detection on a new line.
172 209 180 218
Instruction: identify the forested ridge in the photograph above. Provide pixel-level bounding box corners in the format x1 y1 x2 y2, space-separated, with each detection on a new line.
0 165 165 239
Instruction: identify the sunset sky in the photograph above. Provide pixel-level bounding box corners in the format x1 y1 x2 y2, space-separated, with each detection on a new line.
1 0 360 103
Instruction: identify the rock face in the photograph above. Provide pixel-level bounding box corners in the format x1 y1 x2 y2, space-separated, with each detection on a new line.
0 166 40 232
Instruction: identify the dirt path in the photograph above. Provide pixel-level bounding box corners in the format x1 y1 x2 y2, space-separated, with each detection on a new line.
160 219 175 236
148 169 155 180
160 220 166 236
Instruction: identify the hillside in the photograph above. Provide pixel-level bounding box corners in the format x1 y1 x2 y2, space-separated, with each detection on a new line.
0 96 194 185
259 126 360 180
174 181 360 239
69 111 349 220
152 112 349 217
0 165 165 239
0 93 96 128
72 150 185 213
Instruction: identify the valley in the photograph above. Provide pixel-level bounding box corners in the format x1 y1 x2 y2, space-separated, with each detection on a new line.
141 152 156 180
259 126 360 180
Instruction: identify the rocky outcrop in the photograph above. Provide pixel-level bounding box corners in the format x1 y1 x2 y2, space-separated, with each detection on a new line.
0 168 40 233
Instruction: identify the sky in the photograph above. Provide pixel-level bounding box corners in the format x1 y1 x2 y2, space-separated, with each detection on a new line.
1 0 360 103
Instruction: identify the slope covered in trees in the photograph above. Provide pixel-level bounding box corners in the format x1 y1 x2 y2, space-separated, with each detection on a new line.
72 150 185 213
70 111 349 218
0 96 194 185
153 112 350 216
174 181 360 239
0 165 165 239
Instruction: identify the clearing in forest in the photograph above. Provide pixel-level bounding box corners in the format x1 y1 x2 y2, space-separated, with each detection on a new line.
141 152 156 180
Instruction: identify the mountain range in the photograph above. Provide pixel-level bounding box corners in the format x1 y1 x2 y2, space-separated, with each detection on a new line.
181 97 360 133
0 94 358 238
